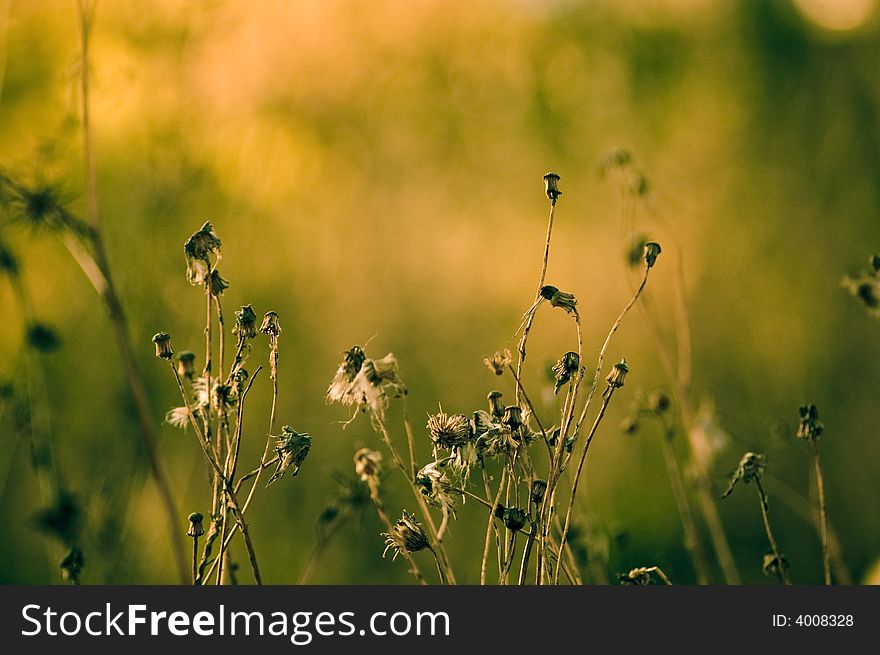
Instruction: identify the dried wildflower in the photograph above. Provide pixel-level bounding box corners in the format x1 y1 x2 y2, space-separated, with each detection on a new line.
191 377 212 409
498 506 527 532
501 405 524 432
530 479 548 506
184 222 221 285
260 311 282 337
26 323 61 353
487 391 504 420
354 448 382 482
483 349 512 376
647 390 671 414
60 547 84 584
606 359 629 389
382 511 429 559
187 512 205 538
722 451 766 498
796 404 824 441
762 552 790 579
643 242 662 268
152 332 173 360
618 567 653 585
177 351 196 380
328 347 406 423
268 426 312 484
552 351 580 394
543 171 562 204
233 304 258 340
164 406 192 429
416 462 458 514
211 381 235 412
427 410 472 449
207 269 229 297
539 285 578 315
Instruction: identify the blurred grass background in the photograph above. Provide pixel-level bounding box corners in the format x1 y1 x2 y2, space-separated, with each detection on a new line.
1 0 879 584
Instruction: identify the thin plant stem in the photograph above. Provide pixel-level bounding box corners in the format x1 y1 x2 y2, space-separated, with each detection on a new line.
754 478 791 585
191 537 198 585
812 441 831 585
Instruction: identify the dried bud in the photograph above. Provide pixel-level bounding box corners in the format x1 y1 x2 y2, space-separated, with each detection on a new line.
552 351 580 394
483 349 512 376
647 390 671 414
606 359 629 389
539 285 578 315
722 451 766 498
643 242 662 268
177 351 196 380
207 269 229 297
427 410 472 449
59 547 84 585
383 511 429 559
152 332 173 360
796 404 824 441
502 507 527 532
268 426 312 484
187 512 205 538
530 479 548 505
501 405 524 431
543 171 562 204
354 448 382 482
487 391 504 421
260 311 282 337
233 305 258 340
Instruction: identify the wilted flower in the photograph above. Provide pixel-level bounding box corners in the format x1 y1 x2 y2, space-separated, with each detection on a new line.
543 172 562 204
722 451 766 498
487 391 504 420
495 505 527 532
427 410 472 449
483 349 512 376
260 311 282 337
268 426 312 484
211 381 235 412
184 222 221 285
187 512 205 538
501 405 524 432
177 351 196 380
552 351 580 394
354 448 382 482
207 269 229 297
530 479 548 506
539 285 578 315
233 305 258 340
643 242 662 268
382 511 429 559
152 332 173 360
327 347 405 423
416 462 458 515
605 359 629 390
618 567 653 585
796 404 824 442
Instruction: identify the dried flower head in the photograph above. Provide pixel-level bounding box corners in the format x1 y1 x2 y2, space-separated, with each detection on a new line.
483 349 512 376
606 358 629 389
152 332 173 360
177 351 196 380
382 511 429 559
187 512 205 538
427 410 472 449
184 222 221 285
552 351 580 394
211 381 235 412
501 405 524 432
539 285 578 315
416 461 458 515
164 406 192 429
762 552 790 579
499 506 527 532
207 269 229 297
260 311 282 337
60 547 84 585
328 347 406 423
233 304 258 340
530 479 548 506
722 451 766 498
354 447 382 482
487 391 504 420
643 242 662 268
543 171 562 204
268 426 312 485
618 567 653 585
796 404 824 441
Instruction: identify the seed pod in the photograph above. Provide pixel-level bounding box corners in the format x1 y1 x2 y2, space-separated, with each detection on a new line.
487 391 504 421
543 172 562 204
502 507 527 532
606 359 629 389
187 512 205 538
530 479 548 506
177 351 196 380
152 332 174 360
501 405 524 432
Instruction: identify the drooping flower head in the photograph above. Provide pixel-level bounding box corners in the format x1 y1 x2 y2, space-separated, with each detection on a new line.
184 222 221 285
382 510 429 560
268 426 312 485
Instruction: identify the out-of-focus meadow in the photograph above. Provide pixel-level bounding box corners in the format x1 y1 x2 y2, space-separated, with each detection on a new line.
1 0 879 584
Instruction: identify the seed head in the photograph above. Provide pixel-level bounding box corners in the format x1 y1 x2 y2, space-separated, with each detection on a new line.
539 285 578 315
268 426 312 485
643 242 662 268
416 461 458 514
722 451 766 498
427 410 472 449
487 391 504 420
606 359 629 389
501 405 524 432
187 512 205 538
354 448 382 482
543 172 562 204
152 332 174 360
552 351 580 394
260 311 282 337
501 506 527 532
184 222 221 285
530 479 548 506
382 511 429 559
177 351 196 380
483 349 512 376
796 404 824 441
233 305 258 340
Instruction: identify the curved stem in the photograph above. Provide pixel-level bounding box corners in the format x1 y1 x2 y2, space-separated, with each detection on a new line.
812 442 831 585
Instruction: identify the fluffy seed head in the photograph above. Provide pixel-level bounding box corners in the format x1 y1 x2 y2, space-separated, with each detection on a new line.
427 410 472 449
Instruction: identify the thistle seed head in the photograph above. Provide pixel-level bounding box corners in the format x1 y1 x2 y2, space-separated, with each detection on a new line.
530 479 548 506
184 222 221 285
606 359 629 389
152 332 173 360
187 512 205 538
543 171 562 204
260 311 282 337
382 511 429 559
502 506 527 532
177 351 196 380
268 426 312 484
552 351 580 394
487 391 504 420
722 451 766 498
427 410 472 449
501 405 524 432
